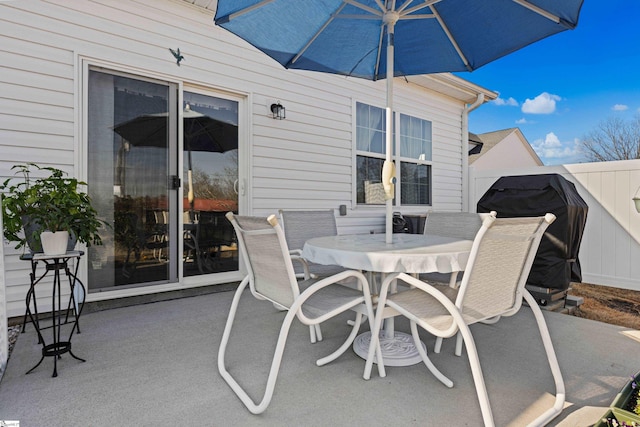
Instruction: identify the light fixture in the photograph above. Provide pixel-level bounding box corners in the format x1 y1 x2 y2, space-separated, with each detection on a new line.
270 101 285 120
633 185 640 213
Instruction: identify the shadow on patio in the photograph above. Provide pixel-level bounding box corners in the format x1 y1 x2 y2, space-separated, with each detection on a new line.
1 286 638 426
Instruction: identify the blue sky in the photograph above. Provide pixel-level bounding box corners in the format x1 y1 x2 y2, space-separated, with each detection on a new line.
457 1 640 165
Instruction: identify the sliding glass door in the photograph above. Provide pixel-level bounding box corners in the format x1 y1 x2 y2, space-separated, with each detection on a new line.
85 69 240 292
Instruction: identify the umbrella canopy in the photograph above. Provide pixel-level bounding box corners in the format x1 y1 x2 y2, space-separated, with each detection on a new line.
214 0 583 242
114 105 238 206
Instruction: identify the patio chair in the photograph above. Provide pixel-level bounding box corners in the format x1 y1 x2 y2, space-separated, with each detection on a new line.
279 209 346 343
422 211 484 353
278 209 344 278
364 212 565 427
422 211 483 286
219 213 383 414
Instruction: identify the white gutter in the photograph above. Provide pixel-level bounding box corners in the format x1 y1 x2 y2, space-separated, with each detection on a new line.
462 93 485 212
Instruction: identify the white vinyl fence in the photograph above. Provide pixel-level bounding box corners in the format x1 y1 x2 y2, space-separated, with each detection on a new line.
469 159 640 292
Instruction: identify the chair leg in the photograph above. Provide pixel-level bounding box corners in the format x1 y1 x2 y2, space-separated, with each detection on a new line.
218 277 298 414
309 324 323 343
316 313 362 366
363 288 392 380
455 332 463 356
434 336 443 353
409 321 453 387
523 291 565 427
432 332 462 355
433 272 460 354
447 315 499 357
456 321 495 427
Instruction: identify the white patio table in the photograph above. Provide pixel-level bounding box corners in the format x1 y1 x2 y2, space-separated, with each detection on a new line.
301 233 472 366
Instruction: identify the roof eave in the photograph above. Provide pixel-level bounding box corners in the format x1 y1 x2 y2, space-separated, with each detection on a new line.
406 73 498 104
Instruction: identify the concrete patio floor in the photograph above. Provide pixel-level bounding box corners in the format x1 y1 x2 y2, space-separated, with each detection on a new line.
0 286 639 426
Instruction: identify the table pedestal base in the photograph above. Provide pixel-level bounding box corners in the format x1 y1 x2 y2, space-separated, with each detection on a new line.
353 331 426 367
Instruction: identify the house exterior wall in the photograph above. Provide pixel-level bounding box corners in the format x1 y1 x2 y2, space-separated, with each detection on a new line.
471 132 542 170
0 0 482 318
0 212 6 376
469 159 640 292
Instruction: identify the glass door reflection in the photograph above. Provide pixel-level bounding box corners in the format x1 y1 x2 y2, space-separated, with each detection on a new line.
182 91 239 276
87 69 178 290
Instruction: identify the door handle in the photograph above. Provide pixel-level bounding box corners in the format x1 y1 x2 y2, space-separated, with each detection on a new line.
169 175 181 190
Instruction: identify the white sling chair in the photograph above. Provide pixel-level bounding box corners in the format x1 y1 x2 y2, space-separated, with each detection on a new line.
422 211 484 354
422 211 483 287
219 213 383 414
279 209 345 343
364 212 564 427
279 209 344 279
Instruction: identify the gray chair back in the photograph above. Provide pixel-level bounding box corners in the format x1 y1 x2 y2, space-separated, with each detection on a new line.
279 209 343 277
423 212 483 241
227 214 298 308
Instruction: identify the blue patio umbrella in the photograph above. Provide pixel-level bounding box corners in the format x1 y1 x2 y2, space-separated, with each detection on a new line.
214 0 583 243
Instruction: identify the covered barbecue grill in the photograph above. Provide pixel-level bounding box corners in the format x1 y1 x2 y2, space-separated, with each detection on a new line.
477 174 588 294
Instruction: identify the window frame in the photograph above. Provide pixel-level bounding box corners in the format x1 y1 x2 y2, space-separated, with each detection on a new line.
354 101 433 207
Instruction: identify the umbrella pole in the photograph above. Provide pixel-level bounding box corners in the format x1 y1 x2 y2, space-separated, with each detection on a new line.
384 11 398 244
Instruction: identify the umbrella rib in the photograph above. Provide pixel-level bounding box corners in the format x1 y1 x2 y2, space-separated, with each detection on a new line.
289 3 348 67
374 24 385 80
214 0 274 24
512 0 574 28
430 4 472 72
397 0 415 13
400 0 442 16
398 14 436 20
344 0 384 16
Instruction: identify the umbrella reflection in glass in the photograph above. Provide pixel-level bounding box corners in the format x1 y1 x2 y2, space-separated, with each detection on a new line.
113 104 238 210
113 105 238 275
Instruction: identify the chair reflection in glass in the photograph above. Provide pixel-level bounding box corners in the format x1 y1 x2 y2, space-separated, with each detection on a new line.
149 210 168 261
184 210 235 274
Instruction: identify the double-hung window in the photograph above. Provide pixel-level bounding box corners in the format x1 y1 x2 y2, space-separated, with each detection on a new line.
356 102 432 206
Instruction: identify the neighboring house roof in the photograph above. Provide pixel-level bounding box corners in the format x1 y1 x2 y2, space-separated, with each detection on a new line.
468 132 483 155
469 128 543 169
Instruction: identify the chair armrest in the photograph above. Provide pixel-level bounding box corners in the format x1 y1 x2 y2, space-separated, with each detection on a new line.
289 253 311 279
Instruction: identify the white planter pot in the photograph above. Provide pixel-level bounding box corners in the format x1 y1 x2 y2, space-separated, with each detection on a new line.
40 231 70 256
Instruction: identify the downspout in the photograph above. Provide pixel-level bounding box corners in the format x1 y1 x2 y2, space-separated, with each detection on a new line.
462 93 484 212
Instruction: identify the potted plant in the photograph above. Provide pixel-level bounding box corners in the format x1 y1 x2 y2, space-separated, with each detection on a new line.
595 407 640 427
611 372 640 417
1 163 107 255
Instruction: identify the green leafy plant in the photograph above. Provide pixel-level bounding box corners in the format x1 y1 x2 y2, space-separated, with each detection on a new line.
1 163 108 250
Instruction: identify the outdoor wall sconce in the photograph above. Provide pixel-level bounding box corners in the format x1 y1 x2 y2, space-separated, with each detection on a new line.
270 102 285 120
633 185 640 213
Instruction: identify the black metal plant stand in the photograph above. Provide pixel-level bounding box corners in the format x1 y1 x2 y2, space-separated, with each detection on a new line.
21 251 87 377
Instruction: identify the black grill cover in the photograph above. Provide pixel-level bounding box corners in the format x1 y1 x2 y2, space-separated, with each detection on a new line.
477 174 588 291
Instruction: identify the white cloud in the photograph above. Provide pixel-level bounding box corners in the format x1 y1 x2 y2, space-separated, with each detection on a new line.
492 96 518 107
612 104 628 111
521 92 561 114
531 133 582 164
515 118 530 124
